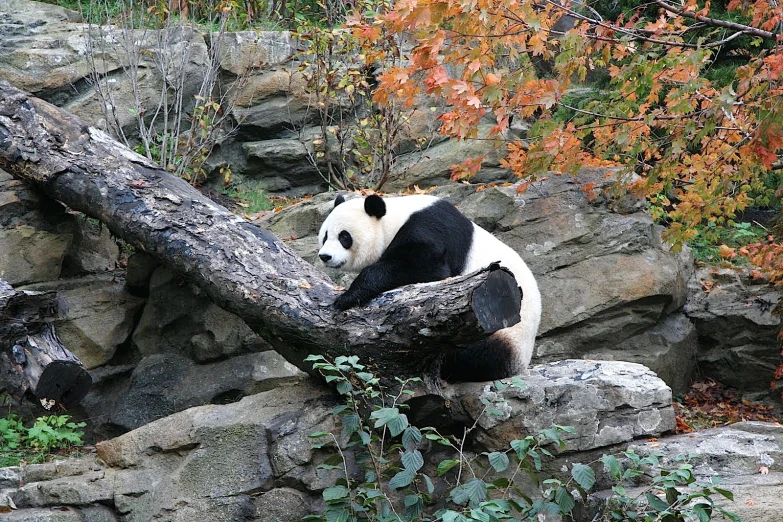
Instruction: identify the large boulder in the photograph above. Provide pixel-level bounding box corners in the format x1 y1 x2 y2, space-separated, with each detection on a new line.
685 267 781 395
132 266 271 361
447 360 674 452
0 169 73 284
21 274 146 369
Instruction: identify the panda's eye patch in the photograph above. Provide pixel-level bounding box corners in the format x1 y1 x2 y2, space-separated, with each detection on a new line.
338 231 353 249
323 231 328 243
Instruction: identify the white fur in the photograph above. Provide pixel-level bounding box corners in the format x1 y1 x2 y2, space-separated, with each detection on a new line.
318 195 439 271
318 194 542 373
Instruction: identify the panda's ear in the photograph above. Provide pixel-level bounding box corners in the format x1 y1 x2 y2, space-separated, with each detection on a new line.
334 194 345 208
364 194 386 219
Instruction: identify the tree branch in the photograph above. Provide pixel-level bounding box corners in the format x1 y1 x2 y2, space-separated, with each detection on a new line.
653 0 778 41
0 81 521 382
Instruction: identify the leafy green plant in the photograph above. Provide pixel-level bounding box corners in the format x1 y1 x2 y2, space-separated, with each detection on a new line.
689 221 768 265
221 182 274 214
598 451 739 522
25 415 86 452
305 355 740 522
0 414 86 467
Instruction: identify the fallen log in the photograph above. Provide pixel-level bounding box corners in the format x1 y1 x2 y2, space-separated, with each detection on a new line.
0 280 91 407
0 81 521 382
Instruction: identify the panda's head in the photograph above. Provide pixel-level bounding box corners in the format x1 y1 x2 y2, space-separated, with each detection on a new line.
317 194 388 272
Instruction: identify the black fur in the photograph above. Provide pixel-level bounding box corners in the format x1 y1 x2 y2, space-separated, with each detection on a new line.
334 194 346 207
440 337 517 382
364 194 387 219
334 199 474 311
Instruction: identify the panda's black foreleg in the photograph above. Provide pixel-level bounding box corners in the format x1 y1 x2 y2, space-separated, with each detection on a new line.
334 256 450 311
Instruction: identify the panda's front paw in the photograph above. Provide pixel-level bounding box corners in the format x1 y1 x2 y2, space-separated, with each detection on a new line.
333 292 357 311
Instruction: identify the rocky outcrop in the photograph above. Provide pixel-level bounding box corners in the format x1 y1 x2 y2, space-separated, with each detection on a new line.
0 361 675 521
685 267 781 395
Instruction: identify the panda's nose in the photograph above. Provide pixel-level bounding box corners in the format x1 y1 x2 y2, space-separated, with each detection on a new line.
319 253 331 263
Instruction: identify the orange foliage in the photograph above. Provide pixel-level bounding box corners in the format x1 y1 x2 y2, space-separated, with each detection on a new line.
345 0 783 251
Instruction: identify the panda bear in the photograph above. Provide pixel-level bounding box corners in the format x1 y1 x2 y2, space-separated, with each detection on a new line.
317 193 541 382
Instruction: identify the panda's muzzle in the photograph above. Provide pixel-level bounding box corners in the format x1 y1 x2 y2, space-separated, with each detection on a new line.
319 253 345 269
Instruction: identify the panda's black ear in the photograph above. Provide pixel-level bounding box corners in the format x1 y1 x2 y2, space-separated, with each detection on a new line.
334 194 345 208
364 194 386 219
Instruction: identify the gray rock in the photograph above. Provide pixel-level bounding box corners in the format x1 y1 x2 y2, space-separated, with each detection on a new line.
386 124 512 191
104 350 306 430
624 422 783 521
447 360 674 453
132 266 270 361
0 225 71 285
231 69 312 137
242 137 328 193
215 31 295 76
62 218 119 275
124 251 160 295
685 267 780 393
0 508 85 522
605 313 698 396
23 275 146 369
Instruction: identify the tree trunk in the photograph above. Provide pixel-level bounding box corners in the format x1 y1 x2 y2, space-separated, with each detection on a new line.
0 280 92 407
0 81 521 384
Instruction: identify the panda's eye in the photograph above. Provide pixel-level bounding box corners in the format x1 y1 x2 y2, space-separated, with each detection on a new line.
323 231 328 243
338 231 353 249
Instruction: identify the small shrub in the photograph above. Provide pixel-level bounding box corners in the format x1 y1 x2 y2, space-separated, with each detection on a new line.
0 414 86 467
305 355 740 522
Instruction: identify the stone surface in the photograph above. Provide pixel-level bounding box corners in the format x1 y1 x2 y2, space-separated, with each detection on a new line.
80 350 307 432
626 422 783 521
685 267 781 394
62 218 120 275
0 225 72 285
447 360 674 452
22 275 146 369
0 367 678 521
386 124 514 191
132 266 270 361
215 31 295 76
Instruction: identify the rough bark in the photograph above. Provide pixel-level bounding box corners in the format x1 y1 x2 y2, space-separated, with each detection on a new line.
0 82 521 382
0 280 91 406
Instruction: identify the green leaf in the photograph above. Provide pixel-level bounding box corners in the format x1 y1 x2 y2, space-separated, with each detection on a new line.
463 478 488 505
308 431 331 438
401 426 422 449
387 414 408 437
402 449 424 472
713 487 734 501
422 473 435 494
645 493 670 512
389 469 415 489
437 459 460 476
335 380 352 395
601 454 622 479
404 494 423 518
469 508 491 522
554 486 575 514
322 485 350 502
487 451 510 472
571 463 596 490
510 438 531 458
692 504 712 522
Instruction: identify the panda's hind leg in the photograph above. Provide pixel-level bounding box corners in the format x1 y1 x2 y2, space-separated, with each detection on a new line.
440 333 528 383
